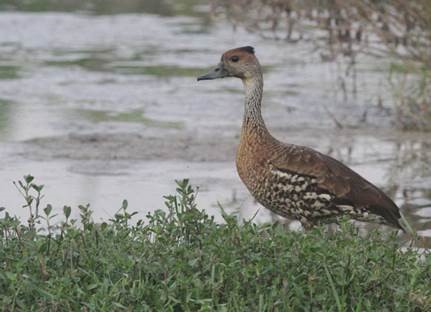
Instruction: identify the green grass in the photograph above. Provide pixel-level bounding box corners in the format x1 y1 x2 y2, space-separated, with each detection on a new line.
0 176 430 311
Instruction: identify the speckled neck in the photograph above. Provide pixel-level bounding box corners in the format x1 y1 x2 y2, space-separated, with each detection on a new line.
241 72 270 140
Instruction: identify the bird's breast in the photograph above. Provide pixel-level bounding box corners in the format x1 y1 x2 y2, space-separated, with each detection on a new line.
235 133 274 197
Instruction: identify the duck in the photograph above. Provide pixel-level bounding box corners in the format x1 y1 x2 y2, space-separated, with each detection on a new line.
197 46 405 231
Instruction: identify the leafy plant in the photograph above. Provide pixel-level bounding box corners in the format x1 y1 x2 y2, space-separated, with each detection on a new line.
0 176 430 311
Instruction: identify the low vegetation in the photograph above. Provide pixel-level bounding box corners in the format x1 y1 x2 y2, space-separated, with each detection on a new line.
0 176 430 311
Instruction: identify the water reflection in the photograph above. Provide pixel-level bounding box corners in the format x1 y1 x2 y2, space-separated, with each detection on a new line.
46 57 206 77
0 0 203 17
0 99 12 139
76 109 183 128
0 65 20 79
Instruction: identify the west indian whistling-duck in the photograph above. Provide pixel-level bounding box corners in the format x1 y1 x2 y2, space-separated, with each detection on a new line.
197 46 406 231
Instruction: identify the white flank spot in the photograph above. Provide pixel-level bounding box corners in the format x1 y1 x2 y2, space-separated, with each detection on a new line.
319 194 331 201
283 185 294 192
337 205 354 212
271 169 291 179
312 201 326 209
304 192 317 200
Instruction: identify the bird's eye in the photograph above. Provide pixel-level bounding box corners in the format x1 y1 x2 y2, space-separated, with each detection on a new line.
230 56 240 62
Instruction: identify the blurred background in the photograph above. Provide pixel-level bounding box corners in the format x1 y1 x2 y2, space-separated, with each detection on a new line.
0 0 429 239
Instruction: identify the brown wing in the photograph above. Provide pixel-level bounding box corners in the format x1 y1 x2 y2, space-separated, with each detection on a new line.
270 143 403 230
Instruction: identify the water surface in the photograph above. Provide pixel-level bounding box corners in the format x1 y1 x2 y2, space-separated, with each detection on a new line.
0 1 429 243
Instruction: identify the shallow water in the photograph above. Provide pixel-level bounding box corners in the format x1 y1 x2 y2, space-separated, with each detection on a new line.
0 1 430 242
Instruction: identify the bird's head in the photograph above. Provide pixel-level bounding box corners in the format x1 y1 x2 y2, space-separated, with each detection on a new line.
197 46 260 82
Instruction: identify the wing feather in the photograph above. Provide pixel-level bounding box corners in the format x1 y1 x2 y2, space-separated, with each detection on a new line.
270 144 403 230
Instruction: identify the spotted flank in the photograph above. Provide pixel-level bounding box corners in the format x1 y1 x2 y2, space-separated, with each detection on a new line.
251 165 390 227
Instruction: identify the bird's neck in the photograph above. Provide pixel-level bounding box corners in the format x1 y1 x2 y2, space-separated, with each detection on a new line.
241 73 270 141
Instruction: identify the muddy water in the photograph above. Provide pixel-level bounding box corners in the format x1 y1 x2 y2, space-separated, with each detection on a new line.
0 1 430 241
